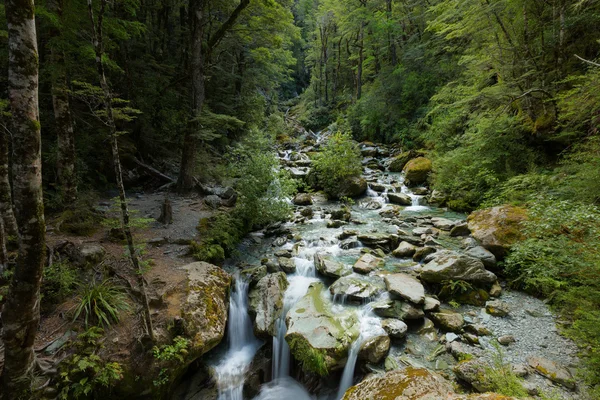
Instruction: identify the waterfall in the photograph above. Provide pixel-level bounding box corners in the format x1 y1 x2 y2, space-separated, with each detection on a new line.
213 276 262 400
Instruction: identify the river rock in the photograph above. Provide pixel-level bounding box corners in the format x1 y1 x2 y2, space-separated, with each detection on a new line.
497 335 516 346
431 217 455 231
392 241 417 257
248 272 288 338
430 309 464 332
357 233 391 249
278 257 297 273
240 265 267 286
527 356 576 389
286 282 357 375
465 246 497 269
384 273 425 305
413 246 436 262
388 150 417 172
420 251 496 284
181 262 232 357
424 296 441 312
388 192 412 206
372 300 424 320
467 205 527 259
293 193 313 205
329 275 385 302
353 253 384 274
403 157 432 184
454 359 494 392
78 244 106 267
381 319 408 339
429 189 447 205
338 229 358 240
337 176 367 198
314 253 351 278
486 300 510 317
447 341 484 361
450 222 471 237
327 220 347 228
369 182 386 192
340 238 361 250
331 208 352 221
359 335 391 364
489 281 502 297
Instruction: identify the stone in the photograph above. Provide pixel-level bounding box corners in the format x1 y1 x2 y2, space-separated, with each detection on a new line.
372 300 424 320
454 359 494 392
180 262 232 358
359 335 391 364
388 192 412 206
403 157 432 184
464 324 492 336
369 182 387 192
353 253 384 274
203 195 222 209
357 233 391 250
292 193 313 205
431 217 455 231
78 244 106 267
381 319 408 339
412 227 433 236
338 229 358 240
450 222 471 237
278 257 297 274
384 273 425 305
413 246 437 262
486 300 510 317
467 205 527 259
327 220 347 228
512 364 529 377
497 335 516 346
329 275 386 302
489 281 502 297
392 241 417 257
463 333 480 345
248 273 288 338
300 207 314 218
429 190 447 205
527 356 576 389
424 296 441 312
388 150 417 172
448 341 483 361
465 246 497 269
286 282 357 374
314 253 351 278
413 187 429 195
420 251 497 284
337 176 368 198
331 208 352 221
240 265 267 286
340 238 361 250
430 310 464 332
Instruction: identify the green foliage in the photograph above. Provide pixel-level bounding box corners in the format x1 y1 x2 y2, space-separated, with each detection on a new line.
57 194 104 236
58 327 124 399
439 279 473 298
192 213 243 264
152 337 189 362
42 261 78 304
505 198 600 391
483 344 529 397
73 279 130 327
312 132 362 198
102 197 154 230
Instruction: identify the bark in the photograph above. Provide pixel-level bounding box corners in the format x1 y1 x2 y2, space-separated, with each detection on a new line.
87 0 155 341
356 25 364 101
1 0 46 397
0 127 18 237
387 0 397 66
176 0 251 192
0 218 7 276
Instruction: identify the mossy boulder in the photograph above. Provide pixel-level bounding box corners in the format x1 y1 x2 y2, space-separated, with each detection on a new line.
314 253 351 278
248 272 288 338
467 205 527 259
388 150 417 172
180 262 232 357
329 275 386 302
420 251 497 285
403 157 432 184
286 282 358 375
336 175 368 198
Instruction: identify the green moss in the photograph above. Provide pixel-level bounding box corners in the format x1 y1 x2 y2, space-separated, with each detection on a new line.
287 335 329 376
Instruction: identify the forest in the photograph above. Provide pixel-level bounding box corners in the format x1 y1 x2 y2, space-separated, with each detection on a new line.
1 0 600 399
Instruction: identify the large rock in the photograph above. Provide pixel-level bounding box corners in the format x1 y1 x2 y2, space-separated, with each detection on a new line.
292 193 313 206
337 176 368 198
180 262 232 356
314 253 351 278
381 319 408 339
465 246 497 269
353 253 384 274
248 272 288 338
329 275 385 302
387 192 412 206
372 300 424 320
384 273 425 305
392 241 417 258
358 335 390 364
286 282 357 375
454 359 495 392
357 233 391 249
430 309 464 332
403 157 432 184
527 356 576 389
431 217 455 231
467 205 527 258
388 150 417 172
420 251 496 284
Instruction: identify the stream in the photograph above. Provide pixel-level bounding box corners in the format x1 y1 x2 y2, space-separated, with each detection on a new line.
178 139 583 400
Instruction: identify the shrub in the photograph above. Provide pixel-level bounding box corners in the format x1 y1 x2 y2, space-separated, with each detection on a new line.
312 132 362 198
42 261 78 304
73 279 130 327
483 344 529 397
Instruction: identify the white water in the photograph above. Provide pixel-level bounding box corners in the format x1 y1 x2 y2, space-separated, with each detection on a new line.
254 377 313 400
214 277 262 400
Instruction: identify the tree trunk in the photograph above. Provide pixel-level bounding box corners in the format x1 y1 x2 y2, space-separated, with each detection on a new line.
0 127 18 237
1 0 46 396
87 0 155 341
387 0 397 66
0 218 7 276
356 26 364 101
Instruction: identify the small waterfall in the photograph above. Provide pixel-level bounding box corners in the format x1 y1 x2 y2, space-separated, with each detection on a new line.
336 336 364 399
213 276 262 400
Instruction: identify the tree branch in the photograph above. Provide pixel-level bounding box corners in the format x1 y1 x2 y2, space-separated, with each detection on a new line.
207 0 250 51
575 54 600 68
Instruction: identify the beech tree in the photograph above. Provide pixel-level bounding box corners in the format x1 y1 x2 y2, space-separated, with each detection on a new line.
1 0 46 397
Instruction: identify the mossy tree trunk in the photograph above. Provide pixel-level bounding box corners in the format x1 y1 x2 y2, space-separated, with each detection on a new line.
87 0 155 341
0 0 46 397
0 127 18 237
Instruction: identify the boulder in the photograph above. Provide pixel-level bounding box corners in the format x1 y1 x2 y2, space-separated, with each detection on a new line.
381 319 408 339
180 262 232 357
292 193 313 206
467 205 527 258
454 359 495 392
420 251 497 284
392 241 417 258
337 176 368 198
423 296 441 312
372 300 424 320
329 275 386 302
450 222 470 237
431 217 455 231
485 300 510 317
353 253 384 274
384 273 425 305
357 233 391 249
314 253 351 278
388 150 417 172
286 282 357 375
78 244 106 267
278 257 297 274
387 192 412 206
327 220 347 229
465 246 497 270
331 208 352 221
248 273 288 338
527 356 576 389
203 195 222 209
359 335 391 364
369 182 387 192
240 265 267 286
430 310 464 332
403 157 432 184
429 190 447 206
413 246 436 262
